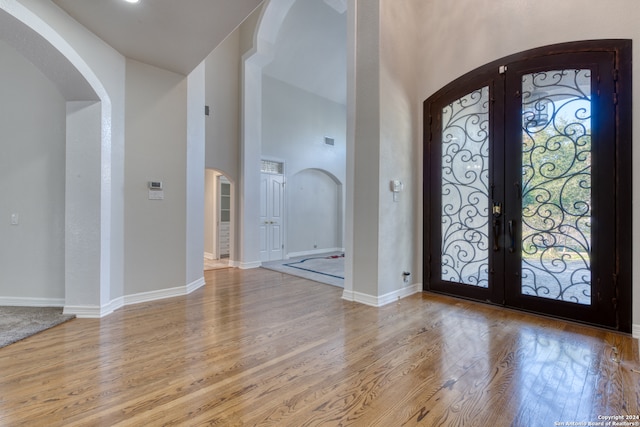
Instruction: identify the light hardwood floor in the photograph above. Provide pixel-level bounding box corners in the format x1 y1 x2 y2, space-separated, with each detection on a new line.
0 268 638 426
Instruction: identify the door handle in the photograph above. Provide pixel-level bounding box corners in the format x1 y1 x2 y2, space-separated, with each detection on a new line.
492 202 502 252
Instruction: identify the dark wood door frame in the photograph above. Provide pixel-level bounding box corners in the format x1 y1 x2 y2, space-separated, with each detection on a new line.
423 40 632 332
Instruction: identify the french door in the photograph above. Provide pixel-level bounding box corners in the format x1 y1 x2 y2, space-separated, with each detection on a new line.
424 41 632 331
260 172 285 262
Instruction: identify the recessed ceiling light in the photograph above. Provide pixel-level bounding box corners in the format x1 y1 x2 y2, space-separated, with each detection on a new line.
124 0 139 3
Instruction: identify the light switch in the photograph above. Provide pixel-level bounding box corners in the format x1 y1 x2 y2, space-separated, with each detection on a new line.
10 213 19 225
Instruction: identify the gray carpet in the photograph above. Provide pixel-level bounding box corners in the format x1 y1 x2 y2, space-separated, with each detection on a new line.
262 252 345 288
0 306 75 348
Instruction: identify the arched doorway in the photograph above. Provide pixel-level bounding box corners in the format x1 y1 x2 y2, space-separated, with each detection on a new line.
0 3 117 316
242 0 347 270
424 40 632 331
288 168 343 257
204 169 234 269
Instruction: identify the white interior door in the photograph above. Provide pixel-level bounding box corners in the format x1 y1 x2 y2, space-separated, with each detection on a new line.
260 173 284 262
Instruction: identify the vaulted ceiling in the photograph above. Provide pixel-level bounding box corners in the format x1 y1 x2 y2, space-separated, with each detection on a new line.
263 0 346 105
48 0 346 104
51 0 264 75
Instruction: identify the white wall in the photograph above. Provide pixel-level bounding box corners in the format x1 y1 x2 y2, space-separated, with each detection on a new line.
66 100 102 308
414 0 640 329
204 31 240 182
346 0 382 303
343 0 421 304
124 59 188 294
262 75 346 180
0 40 66 303
186 61 206 288
288 169 342 255
378 0 419 296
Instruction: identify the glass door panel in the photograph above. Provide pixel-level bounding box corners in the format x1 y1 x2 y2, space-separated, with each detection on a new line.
503 51 618 328
520 70 592 305
440 87 490 287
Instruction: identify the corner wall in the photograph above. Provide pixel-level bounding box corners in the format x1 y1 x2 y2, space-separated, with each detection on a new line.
124 59 188 296
344 0 421 305
378 0 420 297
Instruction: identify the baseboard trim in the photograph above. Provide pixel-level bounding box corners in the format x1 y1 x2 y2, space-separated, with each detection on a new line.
341 283 422 307
65 277 206 318
287 248 344 258
204 252 215 260
186 277 206 293
632 324 640 339
63 300 122 318
0 297 65 307
239 261 262 269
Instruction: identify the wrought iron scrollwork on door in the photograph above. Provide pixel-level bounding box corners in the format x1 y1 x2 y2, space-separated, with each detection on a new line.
520 70 592 305
440 87 490 287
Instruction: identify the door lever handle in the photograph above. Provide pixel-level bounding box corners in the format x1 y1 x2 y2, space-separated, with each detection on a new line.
492 202 502 252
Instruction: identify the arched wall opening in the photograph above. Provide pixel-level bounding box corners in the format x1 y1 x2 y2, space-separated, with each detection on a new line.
0 2 115 316
204 169 235 267
287 168 343 257
242 0 348 272
240 0 296 269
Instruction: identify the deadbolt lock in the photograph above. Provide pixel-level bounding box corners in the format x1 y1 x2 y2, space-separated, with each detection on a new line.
492 202 502 217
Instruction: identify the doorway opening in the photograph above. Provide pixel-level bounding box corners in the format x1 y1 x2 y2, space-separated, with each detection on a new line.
288 168 343 258
246 0 347 272
423 40 632 331
204 169 233 270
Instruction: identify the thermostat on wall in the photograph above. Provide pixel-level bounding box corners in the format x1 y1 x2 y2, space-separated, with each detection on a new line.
148 181 164 200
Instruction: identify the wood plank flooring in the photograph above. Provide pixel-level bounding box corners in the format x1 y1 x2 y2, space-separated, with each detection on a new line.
0 268 638 426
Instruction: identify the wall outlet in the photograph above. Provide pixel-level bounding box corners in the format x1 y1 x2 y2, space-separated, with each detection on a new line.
10 213 19 225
